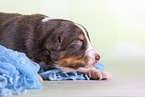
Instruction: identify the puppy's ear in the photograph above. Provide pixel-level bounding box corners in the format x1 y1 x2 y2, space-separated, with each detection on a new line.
43 20 62 61
45 36 61 61
45 36 60 51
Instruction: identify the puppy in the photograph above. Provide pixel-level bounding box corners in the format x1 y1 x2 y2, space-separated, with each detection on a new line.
0 12 111 80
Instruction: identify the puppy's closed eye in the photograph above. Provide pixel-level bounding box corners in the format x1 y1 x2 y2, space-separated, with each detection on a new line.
67 40 83 50
76 40 83 46
73 40 83 50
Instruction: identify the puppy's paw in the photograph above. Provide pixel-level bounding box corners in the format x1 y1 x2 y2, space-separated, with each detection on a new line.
87 68 112 80
37 74 43 83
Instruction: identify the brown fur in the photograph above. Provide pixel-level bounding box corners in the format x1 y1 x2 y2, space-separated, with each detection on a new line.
0 12 112 80
0 12 87 68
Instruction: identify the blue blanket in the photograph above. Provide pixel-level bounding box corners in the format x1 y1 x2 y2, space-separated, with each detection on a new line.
0 45 42 96
39 61 105 81
0 45 105 96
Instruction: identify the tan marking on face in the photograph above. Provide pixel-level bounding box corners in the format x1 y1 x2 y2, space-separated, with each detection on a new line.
78 34 84 40
58 51 66 60
56 56 86 69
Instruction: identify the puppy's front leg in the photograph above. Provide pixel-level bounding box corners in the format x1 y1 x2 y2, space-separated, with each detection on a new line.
37 74 43 83
86 68 112 80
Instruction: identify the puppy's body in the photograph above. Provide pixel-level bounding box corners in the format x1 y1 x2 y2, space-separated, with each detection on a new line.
0 13 45 62
0 12 111 80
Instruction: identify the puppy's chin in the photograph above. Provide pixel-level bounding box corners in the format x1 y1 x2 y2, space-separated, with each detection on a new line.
56 65 95 73
56 66 77 73
55 58 98 73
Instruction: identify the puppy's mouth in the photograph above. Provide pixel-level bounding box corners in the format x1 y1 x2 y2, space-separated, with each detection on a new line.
55 48 100 73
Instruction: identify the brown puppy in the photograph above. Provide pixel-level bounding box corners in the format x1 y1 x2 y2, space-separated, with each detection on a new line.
0 12 111 80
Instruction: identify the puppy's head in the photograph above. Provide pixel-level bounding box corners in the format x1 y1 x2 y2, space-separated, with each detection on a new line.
41 18 100 72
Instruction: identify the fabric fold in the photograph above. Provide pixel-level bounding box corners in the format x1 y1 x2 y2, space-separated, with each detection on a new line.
0 45 42 96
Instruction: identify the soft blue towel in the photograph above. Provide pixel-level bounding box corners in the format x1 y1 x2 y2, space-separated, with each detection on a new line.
0 45 105 96
0 45 42 96
39 61 105 81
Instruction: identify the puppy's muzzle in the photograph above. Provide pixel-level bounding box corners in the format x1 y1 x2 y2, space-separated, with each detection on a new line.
84 48 100 67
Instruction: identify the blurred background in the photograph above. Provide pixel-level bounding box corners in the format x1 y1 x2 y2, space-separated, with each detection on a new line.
0 0 145 76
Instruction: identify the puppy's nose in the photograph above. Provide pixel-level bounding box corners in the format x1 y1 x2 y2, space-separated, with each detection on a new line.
95 55 100 61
